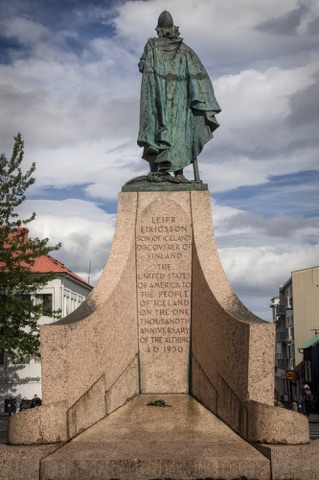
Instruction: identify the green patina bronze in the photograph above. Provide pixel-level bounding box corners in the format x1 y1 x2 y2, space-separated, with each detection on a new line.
135 10 221 186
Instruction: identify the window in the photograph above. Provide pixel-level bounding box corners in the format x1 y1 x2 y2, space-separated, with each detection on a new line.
36 294 53 314
16 294 32 318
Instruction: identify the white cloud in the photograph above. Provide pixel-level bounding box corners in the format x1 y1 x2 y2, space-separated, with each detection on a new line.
19 199 116 284
211 197 319 319
2 15 50 47
214 57 319 152
113 0 318 75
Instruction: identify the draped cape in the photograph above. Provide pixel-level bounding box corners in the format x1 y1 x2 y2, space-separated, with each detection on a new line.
137 37 221 172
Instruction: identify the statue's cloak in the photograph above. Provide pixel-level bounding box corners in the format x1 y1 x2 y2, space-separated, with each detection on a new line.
137 37 221 172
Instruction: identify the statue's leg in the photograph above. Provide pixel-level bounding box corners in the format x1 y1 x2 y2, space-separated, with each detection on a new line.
174 169 190 183
149 161 158 173
159 161 171 172
158 162 172 177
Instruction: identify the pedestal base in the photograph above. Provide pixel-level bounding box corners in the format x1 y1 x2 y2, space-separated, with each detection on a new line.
41 395 270 480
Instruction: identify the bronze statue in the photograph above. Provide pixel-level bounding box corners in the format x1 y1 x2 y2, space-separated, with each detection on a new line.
137 11 221 182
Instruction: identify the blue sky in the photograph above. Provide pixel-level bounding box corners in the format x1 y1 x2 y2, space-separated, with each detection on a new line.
0 0 318 321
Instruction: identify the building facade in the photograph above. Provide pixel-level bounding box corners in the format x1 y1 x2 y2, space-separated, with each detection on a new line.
0 254 93 413
271 266 319 409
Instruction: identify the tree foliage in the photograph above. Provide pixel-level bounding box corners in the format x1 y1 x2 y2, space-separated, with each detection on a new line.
0 133 61 357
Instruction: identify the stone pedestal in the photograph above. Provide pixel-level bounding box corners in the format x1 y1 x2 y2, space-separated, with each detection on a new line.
6 187 314 480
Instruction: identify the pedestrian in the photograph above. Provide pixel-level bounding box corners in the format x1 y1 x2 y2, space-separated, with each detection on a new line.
302 384 312 416
30 394 42 408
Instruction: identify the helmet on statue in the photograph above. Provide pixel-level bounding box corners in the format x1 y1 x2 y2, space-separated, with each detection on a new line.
155 11 180 38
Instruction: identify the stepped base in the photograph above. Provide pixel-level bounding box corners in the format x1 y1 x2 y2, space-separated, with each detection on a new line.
41 395 269 480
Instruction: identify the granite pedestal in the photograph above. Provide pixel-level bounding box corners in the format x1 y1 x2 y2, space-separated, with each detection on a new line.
5 188 316 480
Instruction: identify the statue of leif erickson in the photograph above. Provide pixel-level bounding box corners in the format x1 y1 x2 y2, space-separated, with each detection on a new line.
137 11 221 183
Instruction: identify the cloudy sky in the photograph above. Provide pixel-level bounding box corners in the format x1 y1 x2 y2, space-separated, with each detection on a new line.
1 0 318 321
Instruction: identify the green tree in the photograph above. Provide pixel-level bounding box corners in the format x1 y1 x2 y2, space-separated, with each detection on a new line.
0 133 61 358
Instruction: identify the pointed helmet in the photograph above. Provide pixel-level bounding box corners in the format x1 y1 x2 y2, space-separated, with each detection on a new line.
155 11 180 38
157 11 174 29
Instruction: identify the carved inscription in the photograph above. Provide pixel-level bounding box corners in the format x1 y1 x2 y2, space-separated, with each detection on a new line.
137 215 192 362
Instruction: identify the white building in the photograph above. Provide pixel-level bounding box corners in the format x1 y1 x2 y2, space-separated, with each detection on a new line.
0 254 93 413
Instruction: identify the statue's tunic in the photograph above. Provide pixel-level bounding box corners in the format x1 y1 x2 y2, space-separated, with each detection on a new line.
137 36 221 172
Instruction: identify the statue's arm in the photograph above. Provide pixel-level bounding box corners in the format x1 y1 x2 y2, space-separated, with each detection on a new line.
138 44 148 73
138 39 155 73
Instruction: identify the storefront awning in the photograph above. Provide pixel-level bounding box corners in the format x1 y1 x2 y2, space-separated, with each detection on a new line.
299 335 319 351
